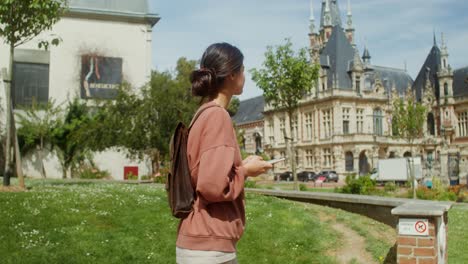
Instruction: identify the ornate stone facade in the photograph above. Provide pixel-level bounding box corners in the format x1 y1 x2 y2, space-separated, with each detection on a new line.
237 0 468 184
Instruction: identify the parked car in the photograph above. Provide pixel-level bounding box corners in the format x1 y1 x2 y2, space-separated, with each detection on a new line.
317 170 339 182
275 171 293 181
297 171 317 182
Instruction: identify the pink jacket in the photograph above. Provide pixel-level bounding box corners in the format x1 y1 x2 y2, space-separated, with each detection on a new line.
176 101 246 252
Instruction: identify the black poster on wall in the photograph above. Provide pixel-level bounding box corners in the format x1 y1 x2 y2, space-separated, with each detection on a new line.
81 55 123 99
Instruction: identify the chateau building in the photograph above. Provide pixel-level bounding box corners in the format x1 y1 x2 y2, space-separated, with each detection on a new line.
234 0 468 183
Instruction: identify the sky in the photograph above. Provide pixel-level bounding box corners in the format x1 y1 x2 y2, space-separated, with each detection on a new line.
148 0 468 101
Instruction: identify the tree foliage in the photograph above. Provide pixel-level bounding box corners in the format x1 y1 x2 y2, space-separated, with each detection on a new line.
51 99 93 179
250 39 319 112
392 96 426 199
81 58 199 174
0 0 67 47
17 100 61 178
250 39 319 190
392 97 426 144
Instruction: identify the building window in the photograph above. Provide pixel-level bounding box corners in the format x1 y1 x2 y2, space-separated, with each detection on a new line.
292 115 299 142
345 151 354 171
304 112 313 140
373 108 383 136
322 109 332 138
13 62 49 107
356 109 364 133
427 113 435 136
356 76 361 94
279 117 286 142
305 149 313 167
254 133 263 154
342 108 350 135
444 83 448 96
268 119 275 144
323 148 332 167
459 112 468 137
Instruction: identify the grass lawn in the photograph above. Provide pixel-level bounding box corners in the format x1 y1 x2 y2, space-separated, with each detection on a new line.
448 204 468 263
1 178 466 263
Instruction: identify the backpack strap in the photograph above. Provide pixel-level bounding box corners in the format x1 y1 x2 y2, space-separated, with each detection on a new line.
188 104 221 130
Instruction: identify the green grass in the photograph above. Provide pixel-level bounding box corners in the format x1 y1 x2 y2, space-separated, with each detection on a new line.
448 204 468 263
0 179 339 264
318 205 396 262
2 179 465 263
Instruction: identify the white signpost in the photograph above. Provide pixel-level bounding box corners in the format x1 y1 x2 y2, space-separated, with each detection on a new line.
398 218 429 236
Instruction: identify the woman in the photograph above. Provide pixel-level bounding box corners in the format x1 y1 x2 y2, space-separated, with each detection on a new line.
176 42 272 264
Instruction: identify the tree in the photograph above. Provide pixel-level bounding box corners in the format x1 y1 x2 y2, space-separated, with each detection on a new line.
227 97 240 117
392 96 426 198
51 99 93 179
0 0 68 186
17 100 61 178
251 39 319 190
81 58 199 177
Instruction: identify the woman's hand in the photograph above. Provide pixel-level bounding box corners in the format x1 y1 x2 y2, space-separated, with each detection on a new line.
242 155 257 166
242 155 273 177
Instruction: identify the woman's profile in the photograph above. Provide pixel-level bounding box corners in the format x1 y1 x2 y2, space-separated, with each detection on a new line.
175 42 272 264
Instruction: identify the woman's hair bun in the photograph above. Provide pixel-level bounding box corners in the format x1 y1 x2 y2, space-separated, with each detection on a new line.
190 68 217 97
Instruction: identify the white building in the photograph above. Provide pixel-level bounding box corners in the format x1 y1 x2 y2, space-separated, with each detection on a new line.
0 0 159 180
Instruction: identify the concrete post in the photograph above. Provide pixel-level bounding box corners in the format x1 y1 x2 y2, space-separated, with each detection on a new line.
391 202 452 264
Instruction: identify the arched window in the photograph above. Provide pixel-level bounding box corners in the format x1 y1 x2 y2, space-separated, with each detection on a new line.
444 83 448 96
373 108 383 136
254 132 263 154
359 151 370 175
345 152 354 171
403 151 412 157
427 113 435 136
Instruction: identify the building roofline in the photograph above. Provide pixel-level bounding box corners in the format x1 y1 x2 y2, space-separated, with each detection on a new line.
371 65 408 73
66 8 160 27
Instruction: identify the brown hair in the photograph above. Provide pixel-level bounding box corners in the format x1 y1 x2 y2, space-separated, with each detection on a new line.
190 42 244 99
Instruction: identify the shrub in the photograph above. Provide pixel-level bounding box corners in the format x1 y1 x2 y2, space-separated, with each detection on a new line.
244 180 256 188
299 183 307 191
78 165 110 179
140 175 152 181
384 181 397 192
412 186 458 201
154 175 166 184
126 172 138 180
340 174 376 195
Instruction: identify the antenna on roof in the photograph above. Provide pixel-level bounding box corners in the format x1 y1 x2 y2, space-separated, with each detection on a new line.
404 60 407 72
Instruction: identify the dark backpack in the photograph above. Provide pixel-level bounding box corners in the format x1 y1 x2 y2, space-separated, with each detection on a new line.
166 105 217 218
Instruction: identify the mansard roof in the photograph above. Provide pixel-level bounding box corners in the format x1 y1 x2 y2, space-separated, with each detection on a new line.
68 0 159 26
412 45 441 101
367 66 413 94
320 25 355 90
453 66 468 97
232 96 264 125
320 0 342 28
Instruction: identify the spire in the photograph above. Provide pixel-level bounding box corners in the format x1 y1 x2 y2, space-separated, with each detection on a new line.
433 29 437 47
320 0 342 29
324 0 331 26
347 0 351 16
346 0 353 30
362 46 371 64
441 32 447 50
352 47 363 71
309 0 316 34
